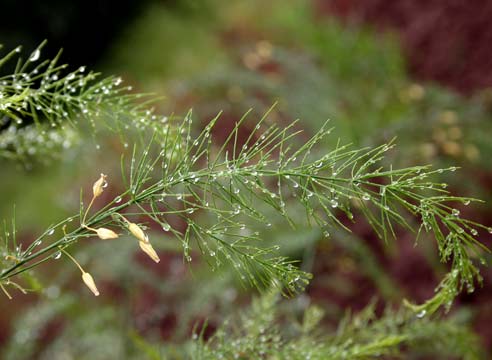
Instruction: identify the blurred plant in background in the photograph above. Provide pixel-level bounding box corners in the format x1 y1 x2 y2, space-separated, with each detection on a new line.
1 0 492 358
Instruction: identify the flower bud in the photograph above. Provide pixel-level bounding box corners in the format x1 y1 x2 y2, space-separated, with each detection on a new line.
139 241 160 263
92 174 107 198
82 272 100 296
95 228 119 240
128 222 149 243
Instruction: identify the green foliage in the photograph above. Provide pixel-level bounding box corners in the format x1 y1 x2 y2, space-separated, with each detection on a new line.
193 292 483 360
110 0 492 201
1 81 488 312
1 1 491 357
2 293 132 360
0 41 163 164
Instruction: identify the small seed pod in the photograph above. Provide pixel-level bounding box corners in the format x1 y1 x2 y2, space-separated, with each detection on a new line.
128 222 149 243
92 174 107 198
95 228 119 240
82 272 100 296
139 241 160 263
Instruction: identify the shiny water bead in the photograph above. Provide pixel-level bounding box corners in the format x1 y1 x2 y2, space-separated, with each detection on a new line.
29 49 41 62
162 223 171 231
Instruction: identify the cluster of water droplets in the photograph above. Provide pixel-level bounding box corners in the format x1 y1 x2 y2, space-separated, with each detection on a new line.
0 45 143 161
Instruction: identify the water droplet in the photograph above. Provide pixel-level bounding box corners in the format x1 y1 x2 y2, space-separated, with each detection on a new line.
463 200 471 206
53 251 62 260
209 251 216 257
33 240 42 247
362 193 371 201
29 49 41 62
162 223 171 231
416 310 426 318
47 228 55 236
323 230 330 238
114 196 122 203
488 227 492 234
452 209 460 217
471 229 478 236
330 199 338 208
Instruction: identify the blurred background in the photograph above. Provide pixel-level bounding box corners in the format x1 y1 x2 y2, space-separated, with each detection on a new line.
1 0 492 358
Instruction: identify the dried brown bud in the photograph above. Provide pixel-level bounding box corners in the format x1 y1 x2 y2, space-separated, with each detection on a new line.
82 272 100 296
92 174 107 198
139 241 160 263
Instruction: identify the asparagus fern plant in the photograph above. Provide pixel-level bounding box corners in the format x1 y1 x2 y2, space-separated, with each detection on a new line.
0 43 489 358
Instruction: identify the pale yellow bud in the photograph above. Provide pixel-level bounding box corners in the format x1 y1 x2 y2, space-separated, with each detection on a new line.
128 222 149 243
82 272 100 296
92 174 107 198
95 228 119 240
139 241 160 263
